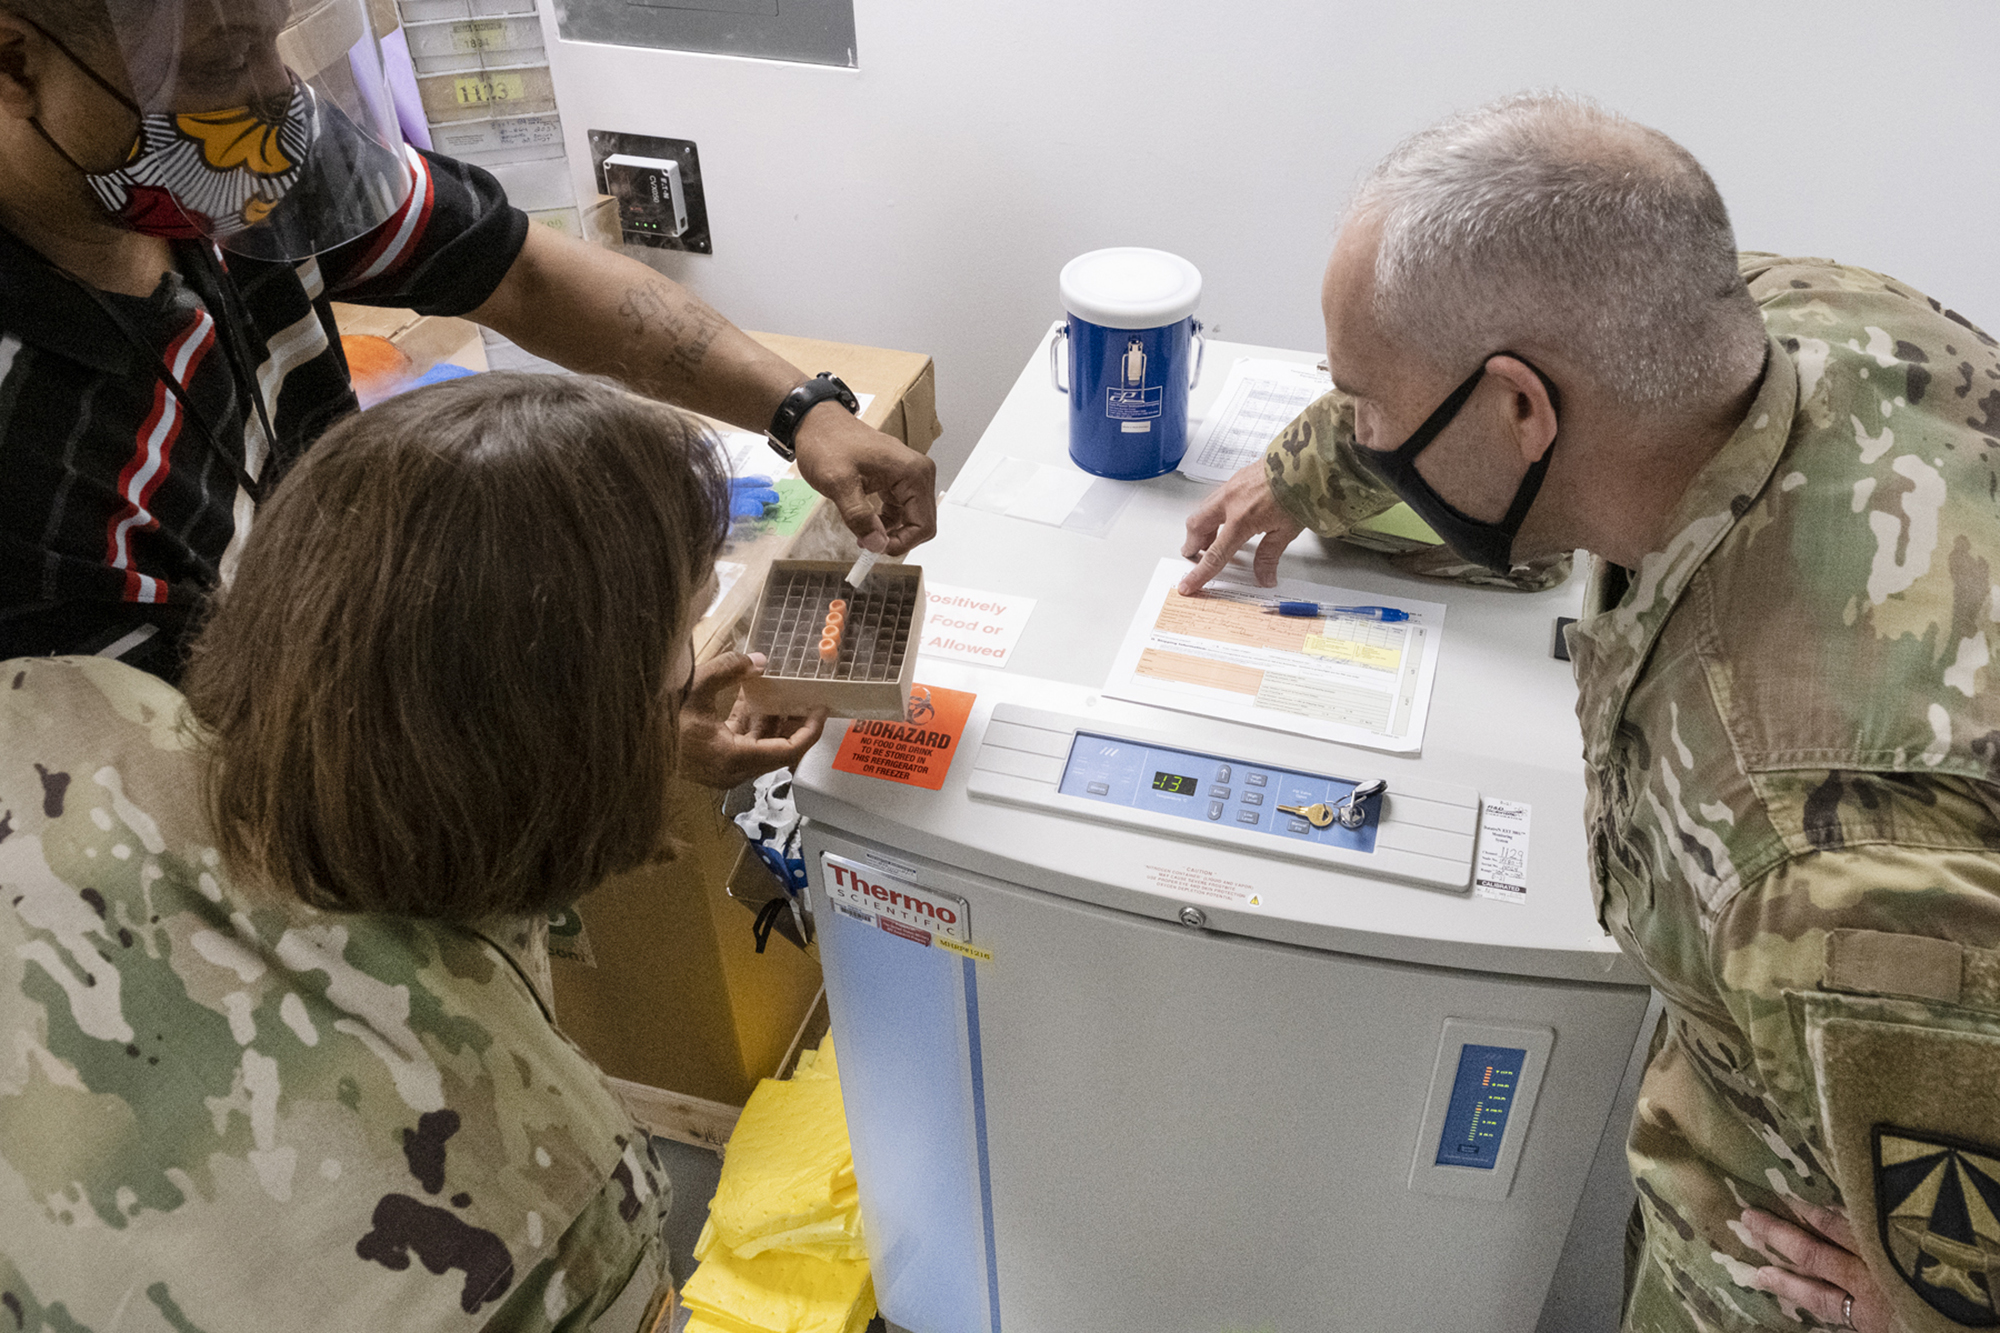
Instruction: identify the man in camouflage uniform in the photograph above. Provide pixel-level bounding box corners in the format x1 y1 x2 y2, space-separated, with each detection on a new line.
1184 94 2000 1332
0 656 675 1331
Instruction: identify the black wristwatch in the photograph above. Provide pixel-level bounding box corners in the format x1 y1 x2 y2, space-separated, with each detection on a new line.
765 372 859 462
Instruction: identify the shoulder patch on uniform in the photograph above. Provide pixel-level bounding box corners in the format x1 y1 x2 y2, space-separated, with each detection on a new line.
1873 1126 2000 1326
1806 1011 2000 1330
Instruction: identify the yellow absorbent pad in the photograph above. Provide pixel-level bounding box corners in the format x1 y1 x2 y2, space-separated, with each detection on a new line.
681 1284 873 1333
707 1061 858 1250
679 1248 873 1333
680 1040 875 1333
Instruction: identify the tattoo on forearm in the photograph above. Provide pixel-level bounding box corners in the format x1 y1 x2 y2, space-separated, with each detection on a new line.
617 280 728 388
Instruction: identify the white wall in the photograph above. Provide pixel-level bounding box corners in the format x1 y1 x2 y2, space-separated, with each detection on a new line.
544 0 2000 483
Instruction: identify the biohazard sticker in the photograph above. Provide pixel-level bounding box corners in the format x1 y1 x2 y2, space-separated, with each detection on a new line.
821 853 991 962
830 683 977 790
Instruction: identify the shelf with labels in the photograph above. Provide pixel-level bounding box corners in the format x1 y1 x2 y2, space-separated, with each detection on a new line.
398 0 537 21
403 13 545 74
416 60 558 122
426 108 565 163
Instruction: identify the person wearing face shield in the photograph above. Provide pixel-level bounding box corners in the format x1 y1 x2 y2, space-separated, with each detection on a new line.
0 0 934 716
1182 94 2000 1333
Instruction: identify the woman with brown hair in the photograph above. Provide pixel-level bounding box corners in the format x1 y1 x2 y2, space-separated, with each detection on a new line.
0 373 765 1330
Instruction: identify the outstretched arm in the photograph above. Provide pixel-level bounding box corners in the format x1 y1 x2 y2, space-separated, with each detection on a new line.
469 225 936 554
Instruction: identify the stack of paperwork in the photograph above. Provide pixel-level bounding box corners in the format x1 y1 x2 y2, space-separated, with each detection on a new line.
681 1043 876 1333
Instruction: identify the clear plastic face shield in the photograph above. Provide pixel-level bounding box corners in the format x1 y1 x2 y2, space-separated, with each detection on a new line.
39 0 412 260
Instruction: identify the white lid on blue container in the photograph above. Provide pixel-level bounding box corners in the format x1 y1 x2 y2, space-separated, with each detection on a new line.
1059 248 1202 330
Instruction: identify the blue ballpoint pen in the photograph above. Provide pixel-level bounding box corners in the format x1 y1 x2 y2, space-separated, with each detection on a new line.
1262 601 1411 622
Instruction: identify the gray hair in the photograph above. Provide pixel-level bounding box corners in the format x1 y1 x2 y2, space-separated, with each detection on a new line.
1350 92 1766 411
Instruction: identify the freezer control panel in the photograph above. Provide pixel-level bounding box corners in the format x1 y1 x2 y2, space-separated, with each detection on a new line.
967 704 1480 892
1057 731 1380 853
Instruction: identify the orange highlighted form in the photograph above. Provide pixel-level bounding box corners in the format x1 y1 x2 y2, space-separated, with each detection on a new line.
1103 558 1447 753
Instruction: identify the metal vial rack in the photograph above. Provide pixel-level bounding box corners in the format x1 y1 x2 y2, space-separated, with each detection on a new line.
750 567 914 680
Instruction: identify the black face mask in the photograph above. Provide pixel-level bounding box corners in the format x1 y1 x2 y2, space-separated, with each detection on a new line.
1352 354 1560 575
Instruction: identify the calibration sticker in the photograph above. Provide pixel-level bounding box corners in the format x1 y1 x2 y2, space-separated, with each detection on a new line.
1473 799 1531 904
821 853 992 962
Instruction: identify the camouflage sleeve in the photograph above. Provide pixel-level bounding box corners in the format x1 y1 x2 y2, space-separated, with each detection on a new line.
1708 835 2000 1333
482 1137 674 1332
1264 391 1574 593
1263 389 1402 537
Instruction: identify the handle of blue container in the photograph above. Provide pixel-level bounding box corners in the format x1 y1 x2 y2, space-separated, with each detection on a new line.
1189 318 1206 389
1049 323 1070 395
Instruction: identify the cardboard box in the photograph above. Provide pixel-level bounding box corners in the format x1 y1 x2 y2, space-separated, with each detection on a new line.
543 785 828 1146
749 331 941 459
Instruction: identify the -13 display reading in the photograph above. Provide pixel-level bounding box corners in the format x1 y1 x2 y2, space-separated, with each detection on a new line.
1150 771 1198 796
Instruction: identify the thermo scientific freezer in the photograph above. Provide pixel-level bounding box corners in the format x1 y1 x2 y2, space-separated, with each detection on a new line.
790 331 1653 1333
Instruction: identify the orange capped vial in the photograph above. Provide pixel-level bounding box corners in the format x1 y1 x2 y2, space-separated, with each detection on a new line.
819 599 847 661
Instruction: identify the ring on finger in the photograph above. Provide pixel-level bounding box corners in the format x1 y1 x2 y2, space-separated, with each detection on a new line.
1841 1292 1854 1328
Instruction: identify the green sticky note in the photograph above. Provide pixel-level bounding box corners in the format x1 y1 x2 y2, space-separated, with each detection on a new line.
769 478 817 535
1353 502 1441 546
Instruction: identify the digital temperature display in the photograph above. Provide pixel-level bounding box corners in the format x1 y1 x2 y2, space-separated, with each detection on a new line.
1150 771 1198 796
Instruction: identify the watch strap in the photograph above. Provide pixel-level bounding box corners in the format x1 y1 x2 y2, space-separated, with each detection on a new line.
766 372 860 461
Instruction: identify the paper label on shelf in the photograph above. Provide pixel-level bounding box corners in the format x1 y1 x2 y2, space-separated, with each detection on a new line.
822 853 988 960
431 112 564 160
830 684 976 791
918 582 1035 668
450 19 509 51
453 71 527 107
1473 799 1531 903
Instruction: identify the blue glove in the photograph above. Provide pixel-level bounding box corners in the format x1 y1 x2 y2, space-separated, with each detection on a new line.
411 362 479 388
730 475 781 520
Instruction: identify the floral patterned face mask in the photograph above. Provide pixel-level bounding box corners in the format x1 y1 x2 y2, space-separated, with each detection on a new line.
30 21 315 240
87 85 315 240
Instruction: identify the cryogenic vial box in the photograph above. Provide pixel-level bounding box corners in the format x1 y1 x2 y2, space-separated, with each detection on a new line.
742 560 925 720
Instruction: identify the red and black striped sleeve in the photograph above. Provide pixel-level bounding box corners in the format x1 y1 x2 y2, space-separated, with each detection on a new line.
319 147 531 317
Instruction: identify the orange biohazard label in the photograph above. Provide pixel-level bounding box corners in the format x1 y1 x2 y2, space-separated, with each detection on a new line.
830 684 976 790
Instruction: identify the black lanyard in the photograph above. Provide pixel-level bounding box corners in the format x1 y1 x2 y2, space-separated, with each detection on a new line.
53 246 273 504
